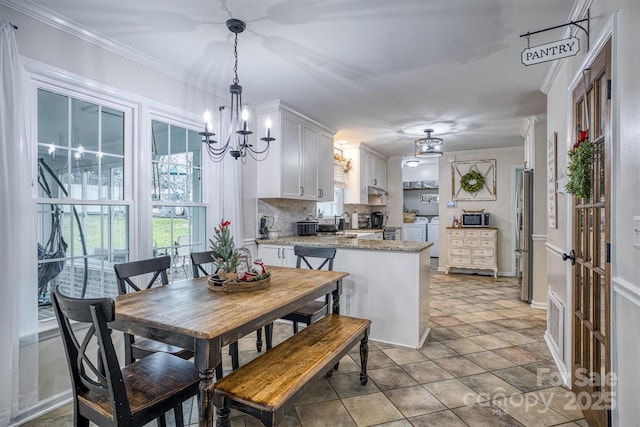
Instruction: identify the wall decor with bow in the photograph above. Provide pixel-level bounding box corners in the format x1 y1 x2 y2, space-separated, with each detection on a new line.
451 159 497 201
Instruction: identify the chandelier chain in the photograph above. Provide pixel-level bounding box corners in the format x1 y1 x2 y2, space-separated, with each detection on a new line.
233 33 239 85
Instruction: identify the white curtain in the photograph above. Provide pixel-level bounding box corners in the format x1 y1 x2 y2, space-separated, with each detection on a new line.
0 20 38 424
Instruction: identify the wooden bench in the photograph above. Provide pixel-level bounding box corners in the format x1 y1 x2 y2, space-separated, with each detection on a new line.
213 314 371 426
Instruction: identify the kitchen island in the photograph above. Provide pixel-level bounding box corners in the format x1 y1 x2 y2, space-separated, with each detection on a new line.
256 235 433 348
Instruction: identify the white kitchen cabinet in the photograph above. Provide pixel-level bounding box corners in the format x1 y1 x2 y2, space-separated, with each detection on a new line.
445 227 498 277
258 244 297 267
366 151 387 188
343 142 388 204
256 101 335 201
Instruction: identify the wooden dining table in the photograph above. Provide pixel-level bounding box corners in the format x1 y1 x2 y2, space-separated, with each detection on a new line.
111 265 347 427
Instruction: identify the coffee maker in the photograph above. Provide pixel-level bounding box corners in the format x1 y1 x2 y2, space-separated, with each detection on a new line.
371 212 384 229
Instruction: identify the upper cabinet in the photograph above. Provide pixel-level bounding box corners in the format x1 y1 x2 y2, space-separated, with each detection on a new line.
342 142 388 205
256 101 335 201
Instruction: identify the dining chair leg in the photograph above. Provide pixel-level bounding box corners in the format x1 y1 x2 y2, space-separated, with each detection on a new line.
174 403 184 427
230 341 239 370
256 327 263 352
216 361 223 380
292 321 299 334
156 413 167 427
265 323 273 350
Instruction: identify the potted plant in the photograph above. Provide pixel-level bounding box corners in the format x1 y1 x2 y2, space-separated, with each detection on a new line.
566 130 595 200
209 219 240 281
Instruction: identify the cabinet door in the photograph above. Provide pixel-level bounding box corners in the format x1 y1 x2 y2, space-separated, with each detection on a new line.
376 156 387 190
302 125 318 199
317 133 334 201
280 246 297 267
366 151 376 186
258 245 284 266
282 115 302 198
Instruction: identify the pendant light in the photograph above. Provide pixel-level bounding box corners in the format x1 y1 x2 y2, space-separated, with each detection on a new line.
199 19 275 162
415 129 444 157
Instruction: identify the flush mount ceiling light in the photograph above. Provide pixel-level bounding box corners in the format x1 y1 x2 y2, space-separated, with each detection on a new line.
415 129 444 157
199 19 274 163
405 159 420 168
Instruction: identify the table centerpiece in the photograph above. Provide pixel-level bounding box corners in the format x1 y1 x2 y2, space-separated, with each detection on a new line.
208 219 270 292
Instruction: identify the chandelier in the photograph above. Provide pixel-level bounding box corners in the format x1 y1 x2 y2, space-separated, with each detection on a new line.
415 129 444 157
199 19 274 162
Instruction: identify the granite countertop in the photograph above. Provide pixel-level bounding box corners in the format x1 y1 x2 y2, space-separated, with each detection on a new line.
255 235 433 253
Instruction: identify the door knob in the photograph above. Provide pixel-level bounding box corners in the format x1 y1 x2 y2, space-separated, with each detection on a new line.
562 249 576 265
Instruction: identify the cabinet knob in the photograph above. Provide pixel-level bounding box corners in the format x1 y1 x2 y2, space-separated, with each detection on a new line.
300 186 304 196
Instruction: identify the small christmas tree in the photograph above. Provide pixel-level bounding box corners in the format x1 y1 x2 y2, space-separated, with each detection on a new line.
209 219 240 274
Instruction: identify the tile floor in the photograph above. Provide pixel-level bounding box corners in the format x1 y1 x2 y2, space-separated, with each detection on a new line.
24 265 587 427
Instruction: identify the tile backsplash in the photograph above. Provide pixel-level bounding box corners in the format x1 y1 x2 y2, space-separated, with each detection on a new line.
258 198 381 236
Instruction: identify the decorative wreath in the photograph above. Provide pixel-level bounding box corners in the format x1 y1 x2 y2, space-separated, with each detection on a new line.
460 170 486 193
565 131 595 200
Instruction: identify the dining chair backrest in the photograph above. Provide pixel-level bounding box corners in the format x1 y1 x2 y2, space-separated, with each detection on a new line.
52 286 132 421
190 250 216 278
53 285 199 427
114 255 171 295
294 246 336 271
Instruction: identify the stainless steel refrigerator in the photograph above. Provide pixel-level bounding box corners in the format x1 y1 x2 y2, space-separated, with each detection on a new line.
515 169 533 302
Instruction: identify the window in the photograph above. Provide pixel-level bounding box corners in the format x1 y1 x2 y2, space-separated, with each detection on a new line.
36 89 129 314
316 187 344 219
150 120 206 281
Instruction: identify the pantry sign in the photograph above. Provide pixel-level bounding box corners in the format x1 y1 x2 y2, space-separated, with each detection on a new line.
521 37 580 66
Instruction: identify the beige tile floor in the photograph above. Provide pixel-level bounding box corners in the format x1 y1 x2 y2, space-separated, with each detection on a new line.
24 265 587 427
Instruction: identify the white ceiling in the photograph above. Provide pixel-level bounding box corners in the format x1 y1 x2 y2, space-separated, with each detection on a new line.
18 0 576 159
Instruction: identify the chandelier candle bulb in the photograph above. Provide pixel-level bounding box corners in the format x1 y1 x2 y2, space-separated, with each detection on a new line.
265 117 272 138
242 108 249 132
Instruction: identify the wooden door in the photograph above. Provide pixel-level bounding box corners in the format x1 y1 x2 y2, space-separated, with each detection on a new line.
570 39 611 427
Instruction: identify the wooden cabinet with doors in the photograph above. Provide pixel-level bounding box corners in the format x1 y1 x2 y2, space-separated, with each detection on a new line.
445 227 498 277
255 101 335 201
257 244 297 268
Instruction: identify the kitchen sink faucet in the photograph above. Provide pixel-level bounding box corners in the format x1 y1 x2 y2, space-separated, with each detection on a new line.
334 212 350 230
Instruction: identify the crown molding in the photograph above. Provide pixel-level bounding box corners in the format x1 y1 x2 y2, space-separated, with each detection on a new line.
0 0 224 98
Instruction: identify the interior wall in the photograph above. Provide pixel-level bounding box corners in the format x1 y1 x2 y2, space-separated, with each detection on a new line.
1 4 234 419
543 1 640 424
437 147 524 275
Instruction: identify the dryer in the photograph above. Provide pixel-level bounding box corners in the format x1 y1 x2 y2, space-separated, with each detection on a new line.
427 217 439 257
402 217 428 242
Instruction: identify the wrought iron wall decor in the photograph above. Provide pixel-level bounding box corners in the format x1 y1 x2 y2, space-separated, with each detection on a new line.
451 159 497 201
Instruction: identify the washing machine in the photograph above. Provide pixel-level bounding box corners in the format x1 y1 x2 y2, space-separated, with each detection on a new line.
402 217 428 242
427 217 439 257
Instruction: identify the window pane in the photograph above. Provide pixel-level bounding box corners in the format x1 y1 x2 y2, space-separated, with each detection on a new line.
102 107 124 156
37 146 69 198
38 90 68 146
72 99 99 153
101 156 125 200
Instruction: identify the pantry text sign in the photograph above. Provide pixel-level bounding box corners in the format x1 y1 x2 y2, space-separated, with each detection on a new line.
521 37 580 66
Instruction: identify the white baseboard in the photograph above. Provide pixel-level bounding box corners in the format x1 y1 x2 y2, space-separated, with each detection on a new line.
10 391 72 427
544 332 571 387
530 300 547 310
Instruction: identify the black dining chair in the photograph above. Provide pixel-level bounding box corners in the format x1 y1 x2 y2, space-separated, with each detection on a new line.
190 250 272 374
264 246 337 346
52 286 199 427
114 255 194 365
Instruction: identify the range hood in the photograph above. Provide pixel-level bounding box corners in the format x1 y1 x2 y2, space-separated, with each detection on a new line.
368 186 388 196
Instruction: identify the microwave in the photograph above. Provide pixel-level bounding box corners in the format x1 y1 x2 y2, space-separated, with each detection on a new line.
461 212 490 227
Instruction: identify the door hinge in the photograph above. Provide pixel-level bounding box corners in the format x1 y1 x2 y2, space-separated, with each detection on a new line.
606 243 611 263
607 79 612 100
